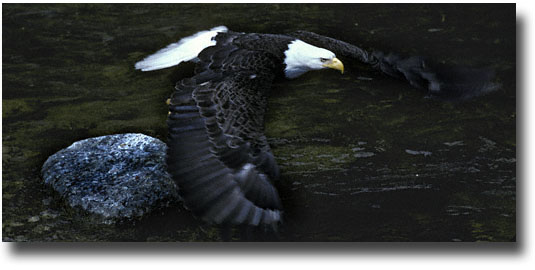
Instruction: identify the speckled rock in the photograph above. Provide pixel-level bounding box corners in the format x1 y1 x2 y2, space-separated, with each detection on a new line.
41 133 179 223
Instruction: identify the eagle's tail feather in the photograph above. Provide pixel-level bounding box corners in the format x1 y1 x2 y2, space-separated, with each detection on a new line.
135 26 228 71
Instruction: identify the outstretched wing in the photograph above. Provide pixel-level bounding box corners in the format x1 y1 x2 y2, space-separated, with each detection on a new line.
289 30 499 100
166 42 282 226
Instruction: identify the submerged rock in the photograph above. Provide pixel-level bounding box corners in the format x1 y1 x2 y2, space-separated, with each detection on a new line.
41 133 179 223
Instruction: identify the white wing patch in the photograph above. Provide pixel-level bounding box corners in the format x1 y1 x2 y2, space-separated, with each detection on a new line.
135 26 228 71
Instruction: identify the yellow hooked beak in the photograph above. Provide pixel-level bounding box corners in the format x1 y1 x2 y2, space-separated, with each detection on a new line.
322 57 344 74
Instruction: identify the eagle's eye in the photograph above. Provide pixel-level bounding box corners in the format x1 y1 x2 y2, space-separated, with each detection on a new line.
320 57 329 63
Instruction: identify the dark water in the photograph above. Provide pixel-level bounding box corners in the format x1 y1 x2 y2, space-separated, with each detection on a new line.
2 4 515 241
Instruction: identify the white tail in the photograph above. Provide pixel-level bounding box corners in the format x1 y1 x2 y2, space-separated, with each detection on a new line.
135 26 228 72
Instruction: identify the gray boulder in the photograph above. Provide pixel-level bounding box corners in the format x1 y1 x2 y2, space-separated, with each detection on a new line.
41 133 179 223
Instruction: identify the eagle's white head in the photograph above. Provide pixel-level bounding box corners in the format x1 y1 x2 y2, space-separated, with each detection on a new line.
283 39 345 79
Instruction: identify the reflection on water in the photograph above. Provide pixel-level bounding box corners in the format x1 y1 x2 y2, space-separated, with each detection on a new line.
2 4 515 241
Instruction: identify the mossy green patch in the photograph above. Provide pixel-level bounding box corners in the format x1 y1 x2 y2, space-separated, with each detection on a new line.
275 144 357 173
44 95 167 136
326 89 341 93
384 115 408 127
102 65 131 81
265 118 300 138
322 98 340 104
2 99 35 117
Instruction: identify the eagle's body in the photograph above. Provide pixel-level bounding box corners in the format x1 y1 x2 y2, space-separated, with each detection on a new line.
136 26 346 226
135 26 498 227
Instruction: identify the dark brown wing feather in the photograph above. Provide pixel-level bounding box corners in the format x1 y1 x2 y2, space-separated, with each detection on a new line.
166 40 282 226
289 30 499 100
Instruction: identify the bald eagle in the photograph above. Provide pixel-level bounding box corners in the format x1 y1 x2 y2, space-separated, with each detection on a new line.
135 26 497 227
